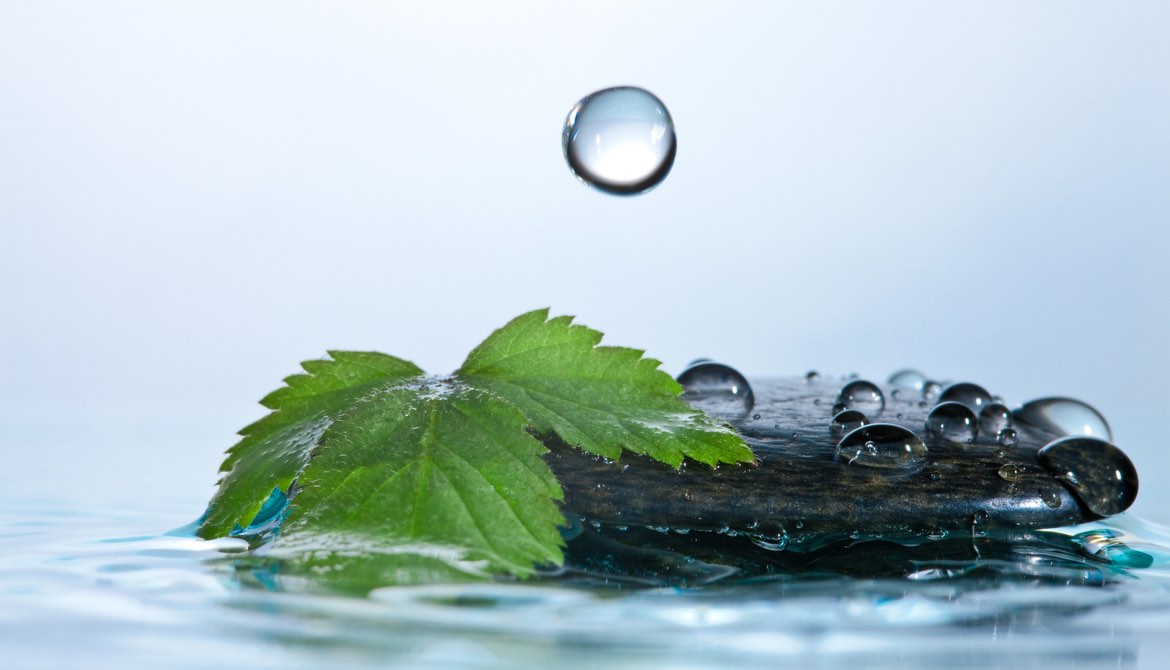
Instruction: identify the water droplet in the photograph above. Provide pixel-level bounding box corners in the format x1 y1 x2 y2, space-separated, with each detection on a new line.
562 86 676 195
1039 488 1062 509
922 381 942 399
805 370 820 383
938 382 993 413
888 369 927 391
677 362 753 415
971 510 990 536
835 423 928 470
752 413 761 420
835 380 885 417
926 528 949 540
929 471 942 481
1014 397 1112 441
1037 436 1138 517
926 401 977 443
997 463 1025 482
978 403 1013 435
830 409 868 436
997 428 1019 447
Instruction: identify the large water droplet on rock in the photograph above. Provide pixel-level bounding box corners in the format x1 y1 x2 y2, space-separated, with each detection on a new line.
938 382 992 413
835 380 885 417
830 409 868 436
677 362 753 416
562 86 676 195
835 423 928 470
1037 436 1138 517
888 369 927 392
926 401 977 444
1014 397 1112 441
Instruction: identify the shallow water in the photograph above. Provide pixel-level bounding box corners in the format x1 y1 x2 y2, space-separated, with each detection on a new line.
5 498 1170 669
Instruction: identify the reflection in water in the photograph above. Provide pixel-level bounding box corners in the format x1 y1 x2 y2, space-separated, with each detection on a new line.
4 499 1170 669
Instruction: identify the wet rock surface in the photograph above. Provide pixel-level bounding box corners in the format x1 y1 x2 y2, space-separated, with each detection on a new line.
547 375 1139 536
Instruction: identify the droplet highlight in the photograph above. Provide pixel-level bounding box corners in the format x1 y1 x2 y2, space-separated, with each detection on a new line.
926 401 977 444
1037 436 1138 517
562 86 676 195
835 380 885 417
835 423 928 470
1014 397 1112 441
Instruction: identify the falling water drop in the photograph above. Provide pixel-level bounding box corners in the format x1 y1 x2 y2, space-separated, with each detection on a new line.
835 380 885 417
888 369 928 392
562 86 676 195
835 423 928 470
938 382 993 413
1014 397 1112 441
1036 436 1138 517
925 401 977 444
830 409 868 436
677 362 753 416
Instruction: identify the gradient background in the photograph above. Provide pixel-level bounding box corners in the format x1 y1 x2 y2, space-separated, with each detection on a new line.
2 2 1168 523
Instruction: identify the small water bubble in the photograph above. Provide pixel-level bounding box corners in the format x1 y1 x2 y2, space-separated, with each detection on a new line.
978 403 1013 435
795 520 805 529
677 362 753 416
1037 436 1138 517
835 380 885 417
929 471 942 481
813 398 821 406
997 463 1025 482
805 370 820 383
830 409 868 436
997 428 1019 447
939 382 993 413
1039 488 1062 509
888 369 928 391
752 413 761 420
891 389 901 400
922 381 942 399
835 423 928 470
562 86 676 195
790 432 798 440
926 401 977 443
1014 397 1112 441
895 412 903 420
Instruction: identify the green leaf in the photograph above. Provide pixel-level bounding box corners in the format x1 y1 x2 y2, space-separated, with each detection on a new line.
269 381 565 585
199 309 754 588
199 351 424 538
459 309 754 467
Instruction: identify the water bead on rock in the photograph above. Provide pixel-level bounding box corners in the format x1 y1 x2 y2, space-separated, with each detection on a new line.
1037 436 1138 517
938 382 993 413
925 401 977 444
835 380 885 417
677 362 754 416
978 403 1013 436
835 423 928 470
1014 397 1112 441
830 409 868 436
562 86 677 195
888 369 928 392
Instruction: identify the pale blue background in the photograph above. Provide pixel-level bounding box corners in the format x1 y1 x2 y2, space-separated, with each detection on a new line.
2 2 1168 521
